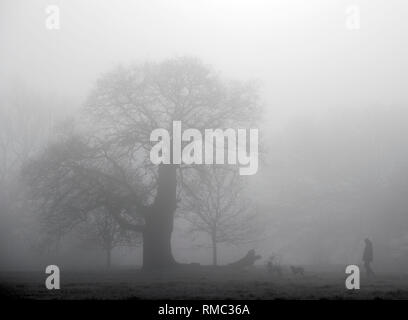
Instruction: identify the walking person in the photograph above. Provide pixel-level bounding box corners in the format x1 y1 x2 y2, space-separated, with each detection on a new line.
363 238 374 276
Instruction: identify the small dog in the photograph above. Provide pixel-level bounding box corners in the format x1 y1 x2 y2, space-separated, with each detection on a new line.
290 265 305 276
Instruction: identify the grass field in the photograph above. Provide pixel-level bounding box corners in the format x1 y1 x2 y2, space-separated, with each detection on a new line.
1 266 408 300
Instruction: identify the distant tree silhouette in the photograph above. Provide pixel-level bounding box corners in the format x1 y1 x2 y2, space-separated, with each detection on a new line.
24 133 144 258
79 209 140 268
182 165 257 266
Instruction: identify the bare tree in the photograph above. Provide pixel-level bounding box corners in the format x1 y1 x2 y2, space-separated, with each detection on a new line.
182 166 257 266
25 57 261 270
78 209 140 268
23 134 145 254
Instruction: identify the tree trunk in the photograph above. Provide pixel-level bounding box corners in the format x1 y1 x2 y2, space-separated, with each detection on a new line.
106 248 112 268
212 235 217 266
142 164 178 270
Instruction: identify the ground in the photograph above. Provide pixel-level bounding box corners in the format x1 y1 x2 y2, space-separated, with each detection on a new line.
1 266 408 300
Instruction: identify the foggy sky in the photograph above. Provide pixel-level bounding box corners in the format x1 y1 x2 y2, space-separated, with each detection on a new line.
2 0 408 111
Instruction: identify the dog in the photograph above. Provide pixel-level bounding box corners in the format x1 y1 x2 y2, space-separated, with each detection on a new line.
290 265 305 276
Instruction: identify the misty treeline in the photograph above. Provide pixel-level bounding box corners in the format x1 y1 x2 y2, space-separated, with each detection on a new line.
2 57 408 270
0 86 59 269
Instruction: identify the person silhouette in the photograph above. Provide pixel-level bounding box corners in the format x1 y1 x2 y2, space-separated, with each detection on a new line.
363 238 374 276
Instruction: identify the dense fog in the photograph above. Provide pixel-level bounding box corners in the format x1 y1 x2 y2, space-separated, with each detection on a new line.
1 0 408 274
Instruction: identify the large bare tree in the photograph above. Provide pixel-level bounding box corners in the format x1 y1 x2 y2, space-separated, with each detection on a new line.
25 57 260 270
